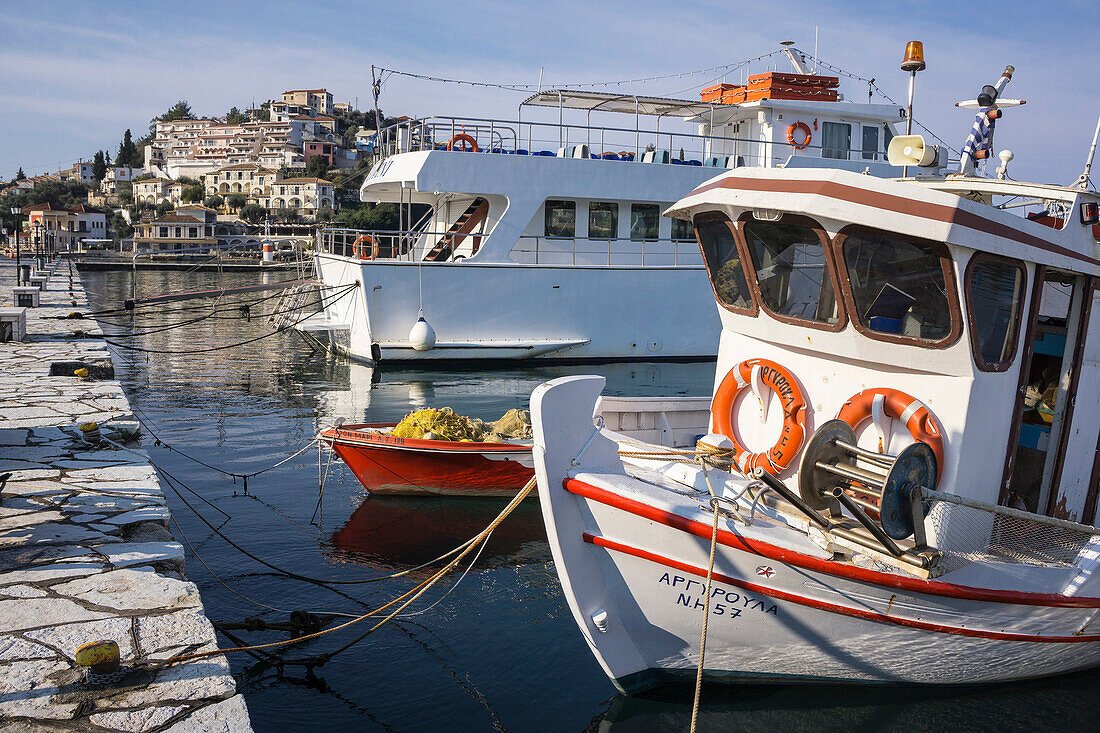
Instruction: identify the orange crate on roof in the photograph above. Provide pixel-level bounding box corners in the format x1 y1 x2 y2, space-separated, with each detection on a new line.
701 83 747 104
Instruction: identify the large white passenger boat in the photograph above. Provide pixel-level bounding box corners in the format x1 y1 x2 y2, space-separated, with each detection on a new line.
305 48 914 363
530 58 1100 691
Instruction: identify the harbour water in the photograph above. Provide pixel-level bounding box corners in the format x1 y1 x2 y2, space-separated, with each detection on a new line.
82 269 1100 732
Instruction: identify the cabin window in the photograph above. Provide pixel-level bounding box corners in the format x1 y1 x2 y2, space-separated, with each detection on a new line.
839 229 956 343
966 254 1027 371
822 122 851 160
743 218 840 325
671 218 694 241
588 202 617 239
630 204 659 240
695 216 753 313
544 200 575 238
862 125 880 160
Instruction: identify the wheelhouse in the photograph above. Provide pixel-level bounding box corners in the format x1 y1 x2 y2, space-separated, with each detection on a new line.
668 168 1100 525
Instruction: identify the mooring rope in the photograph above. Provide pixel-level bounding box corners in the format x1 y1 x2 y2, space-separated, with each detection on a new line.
158 476 537 667
690 497 721 733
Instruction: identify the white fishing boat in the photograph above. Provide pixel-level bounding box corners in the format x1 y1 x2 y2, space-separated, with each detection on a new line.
530 53 1100 692
302 45 915 363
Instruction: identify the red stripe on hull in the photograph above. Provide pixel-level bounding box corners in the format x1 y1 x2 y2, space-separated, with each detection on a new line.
583 532 1100 643
564 477 1100 608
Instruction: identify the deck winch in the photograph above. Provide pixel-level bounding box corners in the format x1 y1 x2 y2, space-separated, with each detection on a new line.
799 419 936 546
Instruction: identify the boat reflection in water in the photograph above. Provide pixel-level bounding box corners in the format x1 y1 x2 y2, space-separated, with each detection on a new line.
595 667 1100 732
326 494 548 569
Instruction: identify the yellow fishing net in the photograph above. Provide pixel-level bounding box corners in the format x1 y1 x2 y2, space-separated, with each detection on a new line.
390 407 532 442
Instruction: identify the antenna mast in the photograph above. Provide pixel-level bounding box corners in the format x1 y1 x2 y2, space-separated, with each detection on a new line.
1075 116 1100 189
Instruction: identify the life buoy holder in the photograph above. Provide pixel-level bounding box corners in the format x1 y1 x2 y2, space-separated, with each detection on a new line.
353 235 375 260
446 133 479 152
786 121 812 150
836 388 944 481
711 358 808 475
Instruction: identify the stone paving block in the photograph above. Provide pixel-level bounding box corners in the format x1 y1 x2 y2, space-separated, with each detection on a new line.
0 597 110 632
0 636 55 661
90 704 189 732
137 609 218 659
0 521 114 548
52 567 201 612
162 694 251 733
97 656 236 710
0 561 105 586
96 541 185 569
0 584 48 599
0 657 79 720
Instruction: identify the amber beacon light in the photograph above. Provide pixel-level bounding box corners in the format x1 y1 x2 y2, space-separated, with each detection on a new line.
901 41 926 72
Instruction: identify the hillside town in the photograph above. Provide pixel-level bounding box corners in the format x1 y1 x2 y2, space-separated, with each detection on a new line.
0 88 395 259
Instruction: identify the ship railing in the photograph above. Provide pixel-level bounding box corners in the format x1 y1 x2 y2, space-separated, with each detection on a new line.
318 228 704 268
373 115 882 168
511 236 702 267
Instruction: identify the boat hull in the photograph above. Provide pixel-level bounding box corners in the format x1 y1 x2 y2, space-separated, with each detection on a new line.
313 255 719 363
323 424 534 497
530 375 1100 693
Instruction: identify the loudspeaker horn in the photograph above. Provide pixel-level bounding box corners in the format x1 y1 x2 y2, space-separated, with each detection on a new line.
887 135 940 167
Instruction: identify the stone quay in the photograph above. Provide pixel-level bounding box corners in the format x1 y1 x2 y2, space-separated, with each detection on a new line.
0 259 252 731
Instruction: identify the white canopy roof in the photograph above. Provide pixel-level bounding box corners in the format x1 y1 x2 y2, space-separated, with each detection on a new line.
520 89 721 118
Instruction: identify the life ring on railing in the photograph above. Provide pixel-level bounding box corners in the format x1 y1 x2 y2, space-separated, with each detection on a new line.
446 133 479 152
836 388 944 481
786 121 812 150
353 235 375 260
711 358 808 475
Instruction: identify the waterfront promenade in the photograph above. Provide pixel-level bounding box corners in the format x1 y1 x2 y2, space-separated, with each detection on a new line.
0 260 251 731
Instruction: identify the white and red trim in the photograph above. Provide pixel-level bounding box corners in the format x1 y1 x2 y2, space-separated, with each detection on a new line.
564 477 1100 608
583 532 1100 643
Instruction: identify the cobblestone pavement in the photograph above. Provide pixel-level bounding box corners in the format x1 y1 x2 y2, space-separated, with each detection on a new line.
0 261 251 732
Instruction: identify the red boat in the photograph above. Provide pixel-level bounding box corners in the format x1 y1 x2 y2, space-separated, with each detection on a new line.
320 423 534 497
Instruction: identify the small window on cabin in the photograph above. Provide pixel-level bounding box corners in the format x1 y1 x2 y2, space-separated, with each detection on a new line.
743 218 840 324
671 218 694 241
967 256 1026 370
822 122 851 160
544 200 576 238
862 125 880 160
696 217 752 312
841 231 954 342
588 202 618 239
630 204 660 240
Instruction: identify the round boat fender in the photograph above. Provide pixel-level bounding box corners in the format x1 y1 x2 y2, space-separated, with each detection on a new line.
446 133 479 152
786 121 812 150
836 388 944 481
353 234 375 260
711 358 808 476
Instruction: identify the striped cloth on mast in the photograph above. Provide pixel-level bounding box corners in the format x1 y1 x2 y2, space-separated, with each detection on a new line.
961 108 996 160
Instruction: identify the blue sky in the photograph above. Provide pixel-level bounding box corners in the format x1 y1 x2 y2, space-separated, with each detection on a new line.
1 0 1096 184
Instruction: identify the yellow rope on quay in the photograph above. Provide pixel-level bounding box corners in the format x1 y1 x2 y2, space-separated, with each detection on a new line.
159 476 538 667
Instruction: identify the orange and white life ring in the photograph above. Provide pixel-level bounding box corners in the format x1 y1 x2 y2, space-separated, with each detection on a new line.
786 121 812 150
836 388 944 480
353 235 375 260
711 358 808 475
446 133 479 152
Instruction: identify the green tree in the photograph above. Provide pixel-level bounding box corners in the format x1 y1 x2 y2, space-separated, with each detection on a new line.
149 100 193 134
117 181 133 206
225 106 248 124
182 184 204 203
305 155 329 180
15 167 25 180
109 211 133 243
117 130 140 168
226 193 247 211
203 195 224 209
92 151 107 182
239 203 266 225
155 201 173 216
